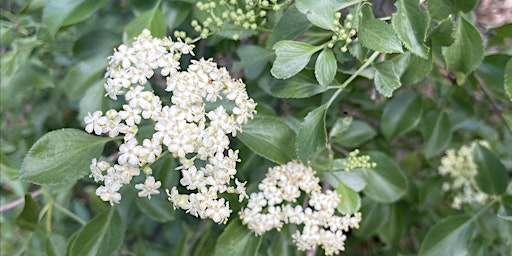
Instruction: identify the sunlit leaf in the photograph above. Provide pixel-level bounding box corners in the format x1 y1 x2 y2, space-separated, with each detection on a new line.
315 48 337 86
336 181 361 215
295 0 336 31
359 4 403 54
392 0 430 58
271 41 322 79
373 61 402 97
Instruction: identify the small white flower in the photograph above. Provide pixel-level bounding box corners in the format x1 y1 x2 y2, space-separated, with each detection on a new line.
135 176 161 199
84 111 106 135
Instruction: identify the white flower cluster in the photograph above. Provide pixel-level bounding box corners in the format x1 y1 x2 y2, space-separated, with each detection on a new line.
240 161 362 255
85 30 257 225
438 141 490 209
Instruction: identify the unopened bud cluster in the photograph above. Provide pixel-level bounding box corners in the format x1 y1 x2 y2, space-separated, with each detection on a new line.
329 13 357 52
85 30 257 225
343 149 376 171
240 161 362 255
187 0 286 40
438 141 490 209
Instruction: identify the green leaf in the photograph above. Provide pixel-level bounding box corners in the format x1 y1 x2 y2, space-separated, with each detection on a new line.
295 0 336 31
267 6 312 48
161 1 192 29
356 199 390 238
392 0 430 58
378 203 406 245
373 61 402 97
19 128 115 186
42 0 108 36
359 4 403 54
79 81 106 122
124 5 166 40
213 219 262 256
498 195 512 221
8 62 54 90
16 194 40 231
233 45 274 80
442 17 484 84
331 120 377 147
362 152 408 203
426 0 456 20
61 58 106 101
429 17 455 46
315 48 337 86
238 116 297 164
381 92 422 140
68 207 124 256
419 215 474 256
62 0 109 26
45 234 67 256
336 181 361 215
472 145 508 195
271 41 322 79
423 111 452 158
261 70 328 98
329 116 353 138
297 104 328 164
395 52 433 85
135 196 175 222
504 58 512 102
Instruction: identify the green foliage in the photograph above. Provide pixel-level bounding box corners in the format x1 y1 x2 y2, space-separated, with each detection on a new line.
2 0 511 255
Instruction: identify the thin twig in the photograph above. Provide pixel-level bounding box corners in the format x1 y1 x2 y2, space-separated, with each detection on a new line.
0 189 43 212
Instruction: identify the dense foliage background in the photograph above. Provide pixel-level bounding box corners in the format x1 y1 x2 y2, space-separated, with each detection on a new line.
1 0 511 255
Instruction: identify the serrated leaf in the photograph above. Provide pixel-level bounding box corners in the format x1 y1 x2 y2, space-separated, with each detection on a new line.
426 0 456 20
504 58 512 101
392 0 430 58
373 61 402 97
213 219 262 256
234 45 274 80
135 196 175 222
381 92 422 140
359 4 403 54
423 111 452 158
429 18 455 46
419 215 474 256
16 194 40 231
261 70 328 98
271 41 322 79
68 207 124 256
238 116 297 164
297 104 328 164
267 6 312 48
42 0 108 36
331 120 376 147
315 48 337 86
356 199 390 238
472 145 508 195
442 17 484 82
362 152 408 203
19 129 115 186
124 6 166 40
397 52 433 85
336 181 361 215
295 0 336 31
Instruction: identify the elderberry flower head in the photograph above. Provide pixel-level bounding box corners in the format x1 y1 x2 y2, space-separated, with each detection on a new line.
240 161 362 255
438 141 490 209
85 30 257 225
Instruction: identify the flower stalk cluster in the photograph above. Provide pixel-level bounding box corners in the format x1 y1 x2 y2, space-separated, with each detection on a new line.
85 29 257 224
438 141 490 209
240 161 362 255
329 13 357 52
